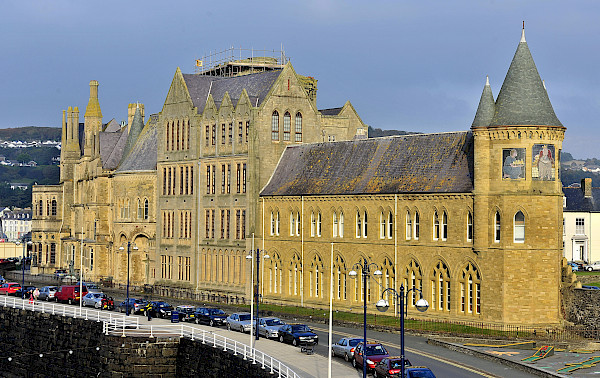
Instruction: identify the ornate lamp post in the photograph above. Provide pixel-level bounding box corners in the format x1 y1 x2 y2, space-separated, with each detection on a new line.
246 249 269 341
376 285 429 378
349 259 382 378
118 241 138 315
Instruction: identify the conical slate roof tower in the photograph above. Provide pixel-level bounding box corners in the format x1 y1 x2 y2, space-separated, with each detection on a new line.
471 76 495 128
489 27 562 127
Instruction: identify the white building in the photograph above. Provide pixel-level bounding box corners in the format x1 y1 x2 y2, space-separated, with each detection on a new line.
563 178 600 263
0 208 32 242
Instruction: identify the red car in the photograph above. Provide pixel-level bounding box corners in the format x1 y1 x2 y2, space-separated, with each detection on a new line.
0 282 22 295
352 343 390 372
373 356 412 377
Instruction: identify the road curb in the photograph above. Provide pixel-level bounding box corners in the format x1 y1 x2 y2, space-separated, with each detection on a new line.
427 338 565 377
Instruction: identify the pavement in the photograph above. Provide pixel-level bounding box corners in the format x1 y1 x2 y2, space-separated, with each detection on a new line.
429 337 600 377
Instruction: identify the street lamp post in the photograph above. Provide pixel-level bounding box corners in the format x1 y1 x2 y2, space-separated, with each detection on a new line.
349 259 382 378
246 248 269 341
118 241 138 315
17 235 31 299
376 285 429 378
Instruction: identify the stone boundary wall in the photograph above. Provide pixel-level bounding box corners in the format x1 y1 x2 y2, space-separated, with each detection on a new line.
0 307 273 377
563 286 600 329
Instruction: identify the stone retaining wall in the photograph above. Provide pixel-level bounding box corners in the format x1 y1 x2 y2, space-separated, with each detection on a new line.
0 307 273 377
563 287 600 329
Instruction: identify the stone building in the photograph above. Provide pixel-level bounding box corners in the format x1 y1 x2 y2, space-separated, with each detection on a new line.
32 54 365 299
259 29 565 326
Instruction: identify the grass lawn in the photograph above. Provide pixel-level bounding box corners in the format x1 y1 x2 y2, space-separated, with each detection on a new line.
575 271 600 276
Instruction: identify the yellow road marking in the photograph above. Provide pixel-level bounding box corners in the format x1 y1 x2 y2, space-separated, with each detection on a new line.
312 325 499 378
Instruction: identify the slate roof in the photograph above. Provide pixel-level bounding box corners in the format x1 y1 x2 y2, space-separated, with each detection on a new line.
319 107 343 116
99 129 127 170
563 187 600 212
115 118 158 173
471 78 495 128
488 30 563 127
182 70 282 113
261 132 474 196
121 106 144 163
103 119 122 133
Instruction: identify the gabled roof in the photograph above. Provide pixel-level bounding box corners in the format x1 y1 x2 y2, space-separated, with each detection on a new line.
99 129 127 170
261 132 474 196
103 119 122 133
182 70 282 113
115 118 158 173
563 187 600 212
489 29 562 127
120 106 144 163
319 107 343 116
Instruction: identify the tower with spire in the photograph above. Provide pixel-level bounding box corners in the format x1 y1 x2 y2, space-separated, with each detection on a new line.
471 25 565 324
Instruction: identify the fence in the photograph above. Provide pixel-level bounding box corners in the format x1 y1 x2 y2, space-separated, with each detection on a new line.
1 296 300 378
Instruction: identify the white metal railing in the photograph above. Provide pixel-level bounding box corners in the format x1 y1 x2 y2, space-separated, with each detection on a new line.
0 295 139 330
104 323 301 378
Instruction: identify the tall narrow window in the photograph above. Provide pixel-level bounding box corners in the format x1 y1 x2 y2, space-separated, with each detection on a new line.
276 211 280 236
387 212 393 239
283 112 291 141
414 211 420 240
356 211 362 238
514 211 525 243
576 218 585 234
317 212 322 237
270 211 275 236
494 211 501 243
363 211 368 238
406 211 412 240
221 164 226 194
242 164 246 193
236 164 241 193
221 124 226 144
238 122 243 144
290 211 295 236
144 199 149 220
228 123 233 145
245 121 250 143
205 125 209 146
461 263 480 314
380 212 386 239
339 212 344 238
271 111 279 141
211 124 216 145
442 211 448 241
296 212 301 236
311 212 316 237
227 164 231 194
333 212 338 238
295 112 302 142
433 211 440 240
206 166 211 194
467 211 473 242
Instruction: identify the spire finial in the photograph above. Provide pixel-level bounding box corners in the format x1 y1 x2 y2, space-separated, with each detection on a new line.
520 21 526 43
486 75 490 86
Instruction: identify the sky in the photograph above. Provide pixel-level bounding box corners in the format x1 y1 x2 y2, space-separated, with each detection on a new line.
1 1 599 158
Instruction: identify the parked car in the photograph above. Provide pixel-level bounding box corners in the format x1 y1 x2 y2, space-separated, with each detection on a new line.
373 357 412 378
117 298 148 314
255 317 286 339
76 282 101 293
0 282 22 296
582 285 600 290
53 269 67 279
81 292 106 308
145 301 173 318
278 324 318 346
55 285 88 304
404 366 436 378
13 285 36 298
38 286 58 301
583 261 600 272
331 337 364 362
175 305 196 321
226 312 252 333
194 307 228 326
567 262 579 272
352 343 390 371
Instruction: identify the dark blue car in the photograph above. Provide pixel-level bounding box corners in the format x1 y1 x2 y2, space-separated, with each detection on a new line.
194 307 228 326
278 324 318 346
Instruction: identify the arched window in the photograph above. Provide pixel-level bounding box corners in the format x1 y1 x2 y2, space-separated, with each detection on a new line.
406 210 412 240
404 259 422 307
356 211 362 238
442 211 448 241
334 255 347 300
339 212 344 238
514 211 525 243
276 211 280 236
310 255 323 298
289 254 301 295
125 199 130 219
290 211 295 236
283 112 291 141
433 211 440 240
431 261 450 311
317 212 322 237
333 212 338 238
414 211 420 240
382 258 395 301
144 199 149 220
460 262 481 314
380 211 386 239
363 211 368 238
269 253 282 294
310 212 316 237
137 198 143 219
271 111 279 141
270 211 275 236
494 211 501 243
467 211 473 242
295 112 302 142
51 199 57 216
295 212 301 236
387 212 393 239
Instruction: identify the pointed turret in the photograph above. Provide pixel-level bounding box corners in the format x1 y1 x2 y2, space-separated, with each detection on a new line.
471 76 495 128
84 80 102 157
489 27 562 127
121 105 144 162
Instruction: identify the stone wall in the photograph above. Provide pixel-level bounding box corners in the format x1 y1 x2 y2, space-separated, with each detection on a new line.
563 287 600 329
0 307 272 377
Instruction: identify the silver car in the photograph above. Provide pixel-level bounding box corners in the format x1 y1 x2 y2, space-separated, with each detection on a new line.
81 292 105 308
331 337 364 361
226 312 252 333
38 286 57 301
584 261 600 272
255 317 286 338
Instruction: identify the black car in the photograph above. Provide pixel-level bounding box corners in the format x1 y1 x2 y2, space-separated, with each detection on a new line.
145 301 174 318
278 324 318 346
13 285 36 298
175 305 196 321
194 307 228 326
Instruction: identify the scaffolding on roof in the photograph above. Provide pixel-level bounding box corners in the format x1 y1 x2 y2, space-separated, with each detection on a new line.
194 47 289 77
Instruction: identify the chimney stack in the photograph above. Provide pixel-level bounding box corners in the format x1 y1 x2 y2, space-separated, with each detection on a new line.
581 178 593 198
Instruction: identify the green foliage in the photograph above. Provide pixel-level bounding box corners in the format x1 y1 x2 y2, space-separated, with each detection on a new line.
0 127 61 142
561 151 574 162
0 183 33 208
561 169 600 187
0 146 60 165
